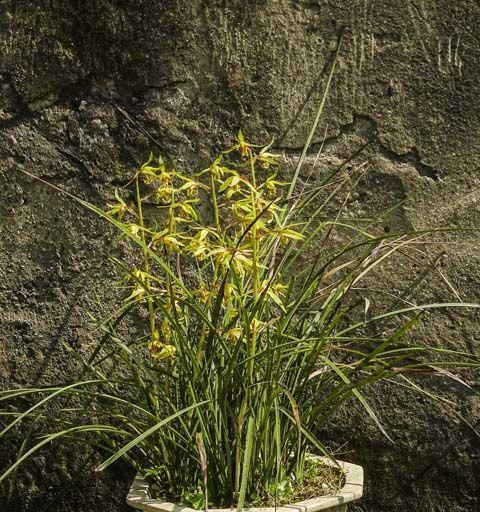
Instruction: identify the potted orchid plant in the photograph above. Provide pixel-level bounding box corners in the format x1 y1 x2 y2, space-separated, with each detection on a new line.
1 55 478 511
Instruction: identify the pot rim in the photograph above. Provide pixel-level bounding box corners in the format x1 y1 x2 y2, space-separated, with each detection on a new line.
126 456 363 512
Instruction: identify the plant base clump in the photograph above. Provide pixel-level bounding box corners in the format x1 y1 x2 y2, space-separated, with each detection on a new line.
148 457 345 509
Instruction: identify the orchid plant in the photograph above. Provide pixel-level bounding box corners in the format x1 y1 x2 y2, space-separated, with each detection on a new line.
1 53 479 509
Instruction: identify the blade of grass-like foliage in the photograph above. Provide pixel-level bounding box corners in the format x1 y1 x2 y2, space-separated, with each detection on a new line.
84 298 138 372
278 386 302 472
6 415 40 500
279 408 334 462
195 432 208 512
0 379 107 437
95 400 210 472
236 416 255 512
319 355 394 442
395 375 480 436
350 313 425 376
337 302 480 337
0 425 122 484
286 35 343 200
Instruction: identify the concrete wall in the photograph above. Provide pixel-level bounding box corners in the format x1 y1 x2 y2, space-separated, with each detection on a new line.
1 1 479 511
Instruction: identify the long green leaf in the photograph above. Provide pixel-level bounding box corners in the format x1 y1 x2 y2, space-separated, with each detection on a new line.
0 425 121 484
237 416 255 512
95 400 210 472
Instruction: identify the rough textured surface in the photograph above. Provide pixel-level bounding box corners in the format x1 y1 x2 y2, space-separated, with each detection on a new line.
0 1 479 511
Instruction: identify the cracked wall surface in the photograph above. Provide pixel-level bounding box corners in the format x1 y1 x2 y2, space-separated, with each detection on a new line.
1 1 480 511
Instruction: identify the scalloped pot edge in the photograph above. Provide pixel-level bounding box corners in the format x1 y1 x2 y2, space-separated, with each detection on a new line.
126 457 364 512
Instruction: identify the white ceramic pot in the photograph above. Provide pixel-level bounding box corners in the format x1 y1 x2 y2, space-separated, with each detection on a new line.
126 457 364 512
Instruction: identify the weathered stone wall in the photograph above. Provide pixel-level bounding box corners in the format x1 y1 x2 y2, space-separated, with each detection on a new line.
1 1 479 511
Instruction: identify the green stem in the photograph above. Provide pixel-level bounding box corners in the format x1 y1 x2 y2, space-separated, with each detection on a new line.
211 171 220 232
248 153 259 383
135 176 156 340
135 176 159 415
164 188 177 396
194 266 218 376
